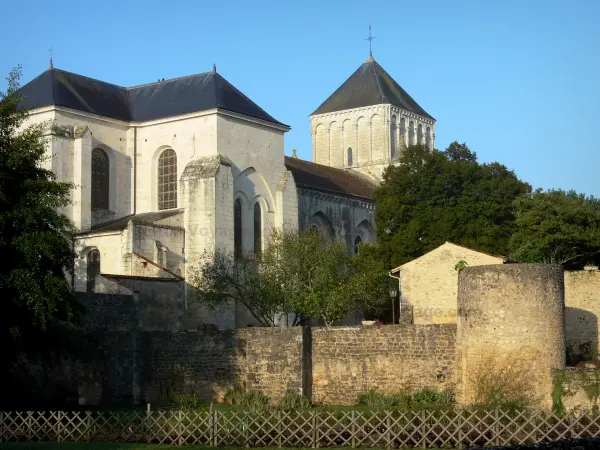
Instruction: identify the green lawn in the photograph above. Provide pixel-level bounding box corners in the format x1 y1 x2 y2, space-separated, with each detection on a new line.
0 444 212 449
0 444 434 450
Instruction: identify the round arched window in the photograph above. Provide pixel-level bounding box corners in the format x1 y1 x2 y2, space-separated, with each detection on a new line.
158 149 177 210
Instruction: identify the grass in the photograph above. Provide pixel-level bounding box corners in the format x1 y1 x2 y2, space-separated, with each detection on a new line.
0 444 434 450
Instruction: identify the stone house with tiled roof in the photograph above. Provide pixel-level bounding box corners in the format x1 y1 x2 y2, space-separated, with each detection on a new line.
17 53 431 328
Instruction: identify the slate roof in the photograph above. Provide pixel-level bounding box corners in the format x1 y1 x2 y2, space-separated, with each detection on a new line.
76 209 184 235
284 157 377 200
311 56 434 119
17 68 287 126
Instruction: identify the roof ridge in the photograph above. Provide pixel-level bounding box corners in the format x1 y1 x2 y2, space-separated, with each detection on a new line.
50 69 56 105
369 60 386 105
284 156 378 184
52 68 127 89
127 71 212 89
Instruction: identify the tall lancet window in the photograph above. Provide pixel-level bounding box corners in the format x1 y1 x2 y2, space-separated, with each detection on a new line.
409 121 415 146
158 149 177 210
400 118 406 145
87 249 100 293
253 202 262 258
390 115 397 159
234 198 242 259
91 148 109 210
347 147 353 166
417 124 423 146
426 126 432 149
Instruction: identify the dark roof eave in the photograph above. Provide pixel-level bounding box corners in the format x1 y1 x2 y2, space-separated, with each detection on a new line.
103 274 182 282
295 184 375 202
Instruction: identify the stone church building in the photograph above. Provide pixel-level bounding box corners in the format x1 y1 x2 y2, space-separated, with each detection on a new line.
17 54 435 328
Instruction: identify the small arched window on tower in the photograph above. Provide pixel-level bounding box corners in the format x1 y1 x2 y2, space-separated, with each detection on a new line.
234 198 242 259
158 149 177 210
417 124 423 146
354 236 362 255
426 126 432 149
409 121 415 146
390 115 397 159
91 148 109 210
253 202 262 258
86 249 100 293
347 147 353 166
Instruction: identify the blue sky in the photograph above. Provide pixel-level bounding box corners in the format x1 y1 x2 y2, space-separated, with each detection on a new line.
1 0 598 196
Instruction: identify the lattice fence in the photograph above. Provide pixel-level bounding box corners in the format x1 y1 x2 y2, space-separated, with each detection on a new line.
2 408 600 447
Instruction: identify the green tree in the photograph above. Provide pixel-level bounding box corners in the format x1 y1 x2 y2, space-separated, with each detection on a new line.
190 229 389 327
261 229 388 327
509 189 600 268
374 142 531 269
188 249 287 327
0 67 79 368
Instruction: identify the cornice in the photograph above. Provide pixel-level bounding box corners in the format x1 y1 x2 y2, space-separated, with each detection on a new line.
297 187 375 210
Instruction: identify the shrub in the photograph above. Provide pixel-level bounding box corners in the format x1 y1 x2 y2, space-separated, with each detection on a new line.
356 390 410 409
223 387 270 408
171 392 206 410
470 351 535 410
279 390 311 410
412 389 453 406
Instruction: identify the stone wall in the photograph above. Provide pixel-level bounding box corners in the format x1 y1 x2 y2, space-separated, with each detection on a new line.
455 264 566 409
397 242 505 325
564 270 600 362
311 325 456 405
70 294 457 407
142 327 303 404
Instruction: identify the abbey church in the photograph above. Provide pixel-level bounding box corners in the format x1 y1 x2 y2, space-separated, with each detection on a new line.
17 54 435 328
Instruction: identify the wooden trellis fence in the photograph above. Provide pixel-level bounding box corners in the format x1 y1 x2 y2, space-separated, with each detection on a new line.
1 408 600 448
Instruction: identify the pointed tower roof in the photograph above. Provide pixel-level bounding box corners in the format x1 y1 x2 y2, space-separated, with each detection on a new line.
311 57 434 119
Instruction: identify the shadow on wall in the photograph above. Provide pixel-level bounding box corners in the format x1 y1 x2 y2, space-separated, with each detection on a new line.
566 307 598 366
141 325 248 405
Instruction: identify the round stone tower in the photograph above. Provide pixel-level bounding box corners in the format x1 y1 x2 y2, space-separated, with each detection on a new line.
455 264 565 409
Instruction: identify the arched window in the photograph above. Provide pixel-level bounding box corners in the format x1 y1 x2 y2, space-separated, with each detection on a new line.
158 149 177 210
409 121 415 146
400 118 406 144
86 249 100 293
390 115 397 159
347 147 353 166
426 126 431 149
91 148 109 210
253 202 262 258
417 124 423 145
354 236 362 255
234 198 242 259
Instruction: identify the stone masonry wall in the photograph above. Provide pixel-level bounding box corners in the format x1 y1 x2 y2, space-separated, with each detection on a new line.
142 327 303 404
564 270 600 362
311 325 456 405
70 293 459 406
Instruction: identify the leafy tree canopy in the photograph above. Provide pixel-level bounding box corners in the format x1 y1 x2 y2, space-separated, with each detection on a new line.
188 249 287 327
0 67 80 367
261 229 389 327
189 229 389 327
509 189 600 268
374 142 531 269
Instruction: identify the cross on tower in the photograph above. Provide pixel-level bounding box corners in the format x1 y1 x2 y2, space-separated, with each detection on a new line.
49 47 54 69
365 25 375 57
